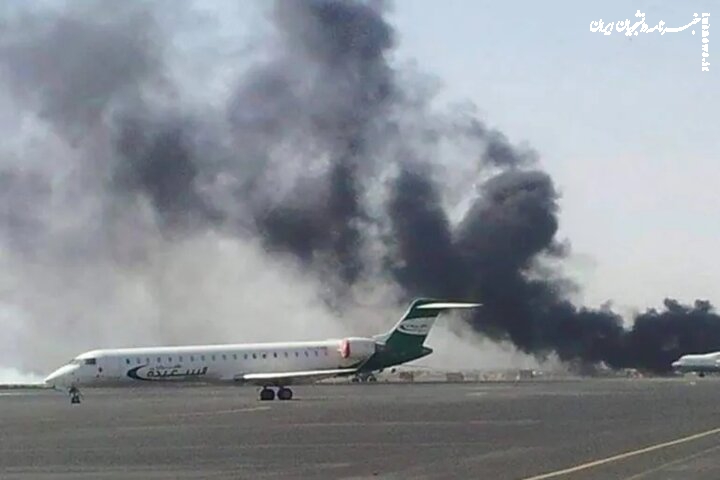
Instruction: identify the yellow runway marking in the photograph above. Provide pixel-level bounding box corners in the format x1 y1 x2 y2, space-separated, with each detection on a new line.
522 426 720 480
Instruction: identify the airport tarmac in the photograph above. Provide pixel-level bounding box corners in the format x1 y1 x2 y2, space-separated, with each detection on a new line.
2 379 720 479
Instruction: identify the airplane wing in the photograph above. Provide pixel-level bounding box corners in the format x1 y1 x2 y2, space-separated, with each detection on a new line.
236 368 358 386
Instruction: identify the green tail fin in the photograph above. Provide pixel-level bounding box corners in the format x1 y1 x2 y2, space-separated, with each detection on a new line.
378 299 480 353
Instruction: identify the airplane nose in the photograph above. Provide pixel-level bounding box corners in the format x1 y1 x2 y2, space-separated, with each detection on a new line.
44 370 61 387
44 365 78 389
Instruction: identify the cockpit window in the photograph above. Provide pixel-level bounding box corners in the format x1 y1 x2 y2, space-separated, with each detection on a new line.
71 358 97 365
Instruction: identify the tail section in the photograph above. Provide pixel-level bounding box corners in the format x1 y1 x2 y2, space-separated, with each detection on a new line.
377 299 480 353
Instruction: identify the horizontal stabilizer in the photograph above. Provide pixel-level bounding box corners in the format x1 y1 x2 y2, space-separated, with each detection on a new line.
416 302 481 310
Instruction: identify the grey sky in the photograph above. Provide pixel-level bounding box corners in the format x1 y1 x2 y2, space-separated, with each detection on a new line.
391 0 718 312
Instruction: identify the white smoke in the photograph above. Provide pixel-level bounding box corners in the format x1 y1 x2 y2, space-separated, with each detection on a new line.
418 316 547 371
0 366 45 385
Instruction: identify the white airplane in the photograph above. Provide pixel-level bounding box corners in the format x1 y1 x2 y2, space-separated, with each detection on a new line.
672 352 720 377
44 299 479 404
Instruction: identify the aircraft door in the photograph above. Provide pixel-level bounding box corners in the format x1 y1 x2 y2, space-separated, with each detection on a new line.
93 357 112 384
94 358 104 382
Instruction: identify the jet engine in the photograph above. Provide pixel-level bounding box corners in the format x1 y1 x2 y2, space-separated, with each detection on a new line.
338 337 376 363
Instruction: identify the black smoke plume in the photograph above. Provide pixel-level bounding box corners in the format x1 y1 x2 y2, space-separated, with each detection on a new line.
0 0 717 374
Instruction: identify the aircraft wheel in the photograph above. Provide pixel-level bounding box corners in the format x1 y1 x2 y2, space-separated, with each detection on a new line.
69 387 82 405
367 374 377 382
699 372 706 378
351 376 360 383
259 388 275 401
278 387 293 401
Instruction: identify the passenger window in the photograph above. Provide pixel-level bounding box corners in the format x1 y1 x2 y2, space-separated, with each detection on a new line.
179 356 183 362
305 351 309 357
125 358 130 365
222 354 227 361
136 358 141 364
233 354 238 360
211 355 216 361
190 355 195 362
284 352 288 358
273 352 278 358
324 350 328 356
146 358 150 364
252 353 257 359
201 355 206 361
168 357 172 362
295 352 299 357
262 353 267 359
314 351 319 357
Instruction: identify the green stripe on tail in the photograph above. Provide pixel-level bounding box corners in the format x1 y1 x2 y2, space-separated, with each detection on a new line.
381 299 479 353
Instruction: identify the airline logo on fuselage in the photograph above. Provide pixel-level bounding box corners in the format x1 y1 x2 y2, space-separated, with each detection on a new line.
127 365 208 381
397 318 432 335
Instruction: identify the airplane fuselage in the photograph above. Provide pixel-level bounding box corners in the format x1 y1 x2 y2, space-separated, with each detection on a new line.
43 299 481 402
46 338 378 389
672 352 720 374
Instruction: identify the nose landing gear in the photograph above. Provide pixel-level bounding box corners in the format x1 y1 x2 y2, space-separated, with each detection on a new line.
68 386 82 405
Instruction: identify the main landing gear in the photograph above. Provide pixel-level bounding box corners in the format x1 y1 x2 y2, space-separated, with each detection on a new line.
259 386 293 401
69 386 82 405
351 373 377 383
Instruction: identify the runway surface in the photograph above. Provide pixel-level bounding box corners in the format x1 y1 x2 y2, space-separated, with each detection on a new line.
2 379 720 479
